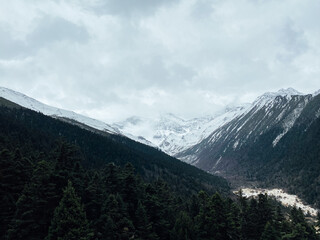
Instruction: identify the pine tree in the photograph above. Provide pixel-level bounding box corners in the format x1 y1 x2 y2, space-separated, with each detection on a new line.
285 207 318 240
226 199 242 240
144 181 172 240
46 181 93 240
0 149 16 237
173 211 195 240
103 163 121 194
209 192 228 240
290 207 305 225
260 222 280 240
134 201 157 240
83 171 104 237
242 198 260 240
282 223 309 240
6 160 56 240
0 149 32 236
257 194 274 233
121 163 140 218
98 194 134 240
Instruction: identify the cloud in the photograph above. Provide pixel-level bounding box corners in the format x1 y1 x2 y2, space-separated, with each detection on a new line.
91 0 178 16
29 15 89 46
0 16 89 60
0 0 319 122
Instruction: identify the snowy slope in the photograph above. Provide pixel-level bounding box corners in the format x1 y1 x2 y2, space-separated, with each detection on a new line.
113 104 250 156
0 87 121 134
177 88 314 169
245 88 307 147
0 87 157 147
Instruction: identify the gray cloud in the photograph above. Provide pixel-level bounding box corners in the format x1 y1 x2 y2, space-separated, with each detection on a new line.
0 15 89 59
28 16 89 46
191 0 215 19
92 0 178 16
277 20 309 63
0 29 27 59
0 0 319 122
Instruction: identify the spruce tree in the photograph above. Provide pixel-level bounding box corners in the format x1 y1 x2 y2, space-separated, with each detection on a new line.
260 222 280 240
226 199 242 240
46 181 92 240
134 201 157 240
52 141 85 195
0 149 31 237
83 171 104 237
103 163 121 194
242 198 260 240
98 194 134 240
173 211 195 240
0 149 16 237
257 194 274 234
6 160 56 240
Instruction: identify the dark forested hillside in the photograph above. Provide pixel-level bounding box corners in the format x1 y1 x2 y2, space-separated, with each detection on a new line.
0 103 319 239
0 104 229 196
1 146 319 240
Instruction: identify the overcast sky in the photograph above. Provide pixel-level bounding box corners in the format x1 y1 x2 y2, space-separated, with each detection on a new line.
1 0 320 122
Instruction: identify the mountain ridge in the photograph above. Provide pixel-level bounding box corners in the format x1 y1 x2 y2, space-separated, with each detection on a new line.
177 90 316 169
1 86 318 159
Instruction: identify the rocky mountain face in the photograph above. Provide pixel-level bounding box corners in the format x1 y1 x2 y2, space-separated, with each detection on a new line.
176 88 320 177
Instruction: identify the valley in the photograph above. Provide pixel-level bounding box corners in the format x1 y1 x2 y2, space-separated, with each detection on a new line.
1 86 320 210
1 86 320 239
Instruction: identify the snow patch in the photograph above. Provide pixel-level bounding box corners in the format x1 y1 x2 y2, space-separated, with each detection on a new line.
273 100 308 147
316 108 320 119
212 156 222 170
272 131 287 147
233 140 239 149
236 188 318 216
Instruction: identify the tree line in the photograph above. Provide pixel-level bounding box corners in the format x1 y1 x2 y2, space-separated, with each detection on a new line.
1 143 319 240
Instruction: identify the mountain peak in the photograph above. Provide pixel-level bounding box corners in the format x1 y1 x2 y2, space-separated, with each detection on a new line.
262 87 303 98
276 87 303 96
313 89 320 97
253 88 304 107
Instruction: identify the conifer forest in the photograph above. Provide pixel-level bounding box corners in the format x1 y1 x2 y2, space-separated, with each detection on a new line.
1 104 320 240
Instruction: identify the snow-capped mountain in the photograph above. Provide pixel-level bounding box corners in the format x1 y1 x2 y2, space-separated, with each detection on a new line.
2 86 320 171
0 87 120 134
0 87 163 147
113 104 250 156
176 88 320 173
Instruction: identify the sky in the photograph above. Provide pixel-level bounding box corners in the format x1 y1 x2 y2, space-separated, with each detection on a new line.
0 0 320 122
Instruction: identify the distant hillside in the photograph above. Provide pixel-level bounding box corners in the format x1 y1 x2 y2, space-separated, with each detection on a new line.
0 100 229 196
